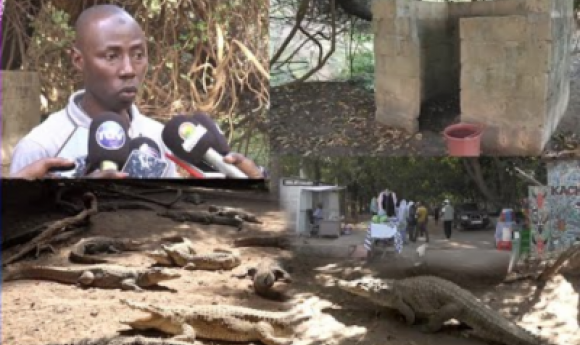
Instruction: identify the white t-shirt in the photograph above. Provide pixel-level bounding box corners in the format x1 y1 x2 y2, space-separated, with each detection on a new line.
9 90 178 177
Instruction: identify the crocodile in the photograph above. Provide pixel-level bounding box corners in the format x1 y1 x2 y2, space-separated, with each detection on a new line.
119 298 311 345
158 245 242 271
3 265 180 291
146 236 197 266
233 236 292 249
336 275 552 345
44 336 195 345
158 210 244 230
234 259 293 301
69 237 143 264
208 205 263 224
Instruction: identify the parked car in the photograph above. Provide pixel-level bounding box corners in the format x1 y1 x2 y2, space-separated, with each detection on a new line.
454 202 490 230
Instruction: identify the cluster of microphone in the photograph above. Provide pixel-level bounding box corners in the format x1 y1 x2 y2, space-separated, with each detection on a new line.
63 112 247 178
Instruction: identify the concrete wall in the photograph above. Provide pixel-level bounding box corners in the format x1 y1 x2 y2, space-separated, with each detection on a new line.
373 0 422 133
372 0 574 156
1 71 42 176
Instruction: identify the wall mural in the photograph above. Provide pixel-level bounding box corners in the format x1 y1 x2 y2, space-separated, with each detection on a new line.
527 160 580 258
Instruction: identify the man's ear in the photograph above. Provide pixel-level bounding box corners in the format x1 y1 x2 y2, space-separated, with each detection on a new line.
71 46 83 72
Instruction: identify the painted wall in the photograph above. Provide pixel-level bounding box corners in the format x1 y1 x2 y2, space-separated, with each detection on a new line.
527 160 580 257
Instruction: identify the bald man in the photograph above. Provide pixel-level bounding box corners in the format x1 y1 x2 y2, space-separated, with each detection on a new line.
10 5 263 179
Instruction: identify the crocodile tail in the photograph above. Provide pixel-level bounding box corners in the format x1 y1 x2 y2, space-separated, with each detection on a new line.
3 266 21 281
120 299 166 316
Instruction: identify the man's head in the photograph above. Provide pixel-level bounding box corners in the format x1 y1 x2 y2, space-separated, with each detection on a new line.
317 202 323 209
72 5 148 114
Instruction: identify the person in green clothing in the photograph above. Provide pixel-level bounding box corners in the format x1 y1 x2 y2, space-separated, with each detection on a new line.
415 201 429 242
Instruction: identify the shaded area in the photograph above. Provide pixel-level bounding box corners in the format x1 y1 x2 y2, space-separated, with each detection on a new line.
3 182 578 345
270 82 447 157
419 95 461 133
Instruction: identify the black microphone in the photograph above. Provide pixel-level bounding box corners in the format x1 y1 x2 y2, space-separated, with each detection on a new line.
121 136 168 178
86 112 131 174
161 115 247 178
190 112 230 155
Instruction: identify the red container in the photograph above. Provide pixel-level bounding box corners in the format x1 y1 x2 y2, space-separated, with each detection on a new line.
443 123 484 157
497 241 512 251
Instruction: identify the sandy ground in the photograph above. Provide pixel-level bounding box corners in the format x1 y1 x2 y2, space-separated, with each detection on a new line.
2 190 579 345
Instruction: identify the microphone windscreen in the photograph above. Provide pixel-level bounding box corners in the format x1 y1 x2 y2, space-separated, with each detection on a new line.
190 112 230 155
128 136 161 159
87 112 131 172
162 115 215 165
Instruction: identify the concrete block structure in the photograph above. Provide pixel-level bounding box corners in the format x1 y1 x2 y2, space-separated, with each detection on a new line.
372 0 574 155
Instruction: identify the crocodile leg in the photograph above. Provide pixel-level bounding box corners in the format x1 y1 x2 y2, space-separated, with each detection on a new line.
107 245 122 254
255 321 293 345
78 271 96 286
183 263 197 270
173 323 197 343
393 296 416 326
273 268 292 283
120 279 144 292
421 303 462 333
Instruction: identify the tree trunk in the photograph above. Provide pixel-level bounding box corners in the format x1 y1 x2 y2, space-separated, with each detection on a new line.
268 153 281 200
462 158 500 204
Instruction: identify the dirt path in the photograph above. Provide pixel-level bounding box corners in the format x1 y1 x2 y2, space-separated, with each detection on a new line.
2 192 579 345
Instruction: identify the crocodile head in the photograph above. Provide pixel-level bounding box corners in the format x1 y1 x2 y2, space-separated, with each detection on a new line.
145 250 174 266
336 277 398 307
138 267 181 286
119 299 184 334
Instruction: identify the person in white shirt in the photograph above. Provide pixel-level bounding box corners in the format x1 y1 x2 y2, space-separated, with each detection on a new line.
441 200 455 239
10 4 263 179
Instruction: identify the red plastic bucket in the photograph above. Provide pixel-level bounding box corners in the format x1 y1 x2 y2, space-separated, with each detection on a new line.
443 123 484 157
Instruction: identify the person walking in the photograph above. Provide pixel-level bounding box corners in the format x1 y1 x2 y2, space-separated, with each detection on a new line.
433 205 440 225
441 199 455 239
415 202 429 243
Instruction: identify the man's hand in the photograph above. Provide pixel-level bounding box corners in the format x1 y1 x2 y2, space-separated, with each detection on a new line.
10 158 77 180
85 169 129 179
223 153 264 179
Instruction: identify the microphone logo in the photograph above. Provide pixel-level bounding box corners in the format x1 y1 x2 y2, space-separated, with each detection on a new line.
96 121 126 150
178 122 196 141
138 143 160 159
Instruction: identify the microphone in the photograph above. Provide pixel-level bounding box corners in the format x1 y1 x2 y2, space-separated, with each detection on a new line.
128 136 162 158
190 112 230 155
121 136 169 178
161 115 248 178
86 112 131 174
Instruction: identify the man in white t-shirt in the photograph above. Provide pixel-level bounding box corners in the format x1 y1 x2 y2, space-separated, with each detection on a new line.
10 4 263 179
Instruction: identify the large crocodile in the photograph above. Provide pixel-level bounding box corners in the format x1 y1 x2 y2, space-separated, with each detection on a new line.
120 299 311 345
337 275 552 345
69 237 143 264
3 265 180 291
234 259 293 301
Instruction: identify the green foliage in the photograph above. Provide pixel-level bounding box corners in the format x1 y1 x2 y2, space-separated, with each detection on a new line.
340 31 374 90
280 157 546 214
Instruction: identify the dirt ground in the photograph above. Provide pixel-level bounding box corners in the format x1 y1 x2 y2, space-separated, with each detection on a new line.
270 52 580 158
2 188 579 345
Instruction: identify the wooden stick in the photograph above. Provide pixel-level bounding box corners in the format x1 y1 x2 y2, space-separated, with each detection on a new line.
3 192 98 266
